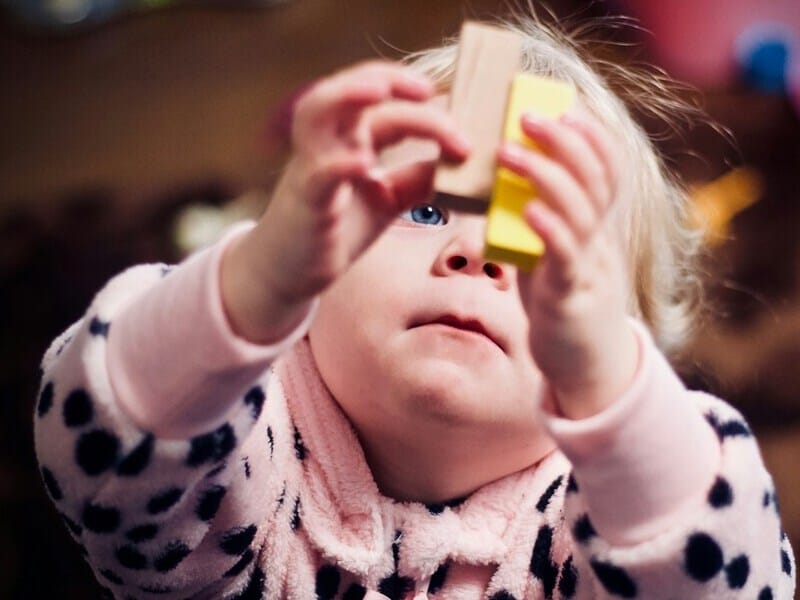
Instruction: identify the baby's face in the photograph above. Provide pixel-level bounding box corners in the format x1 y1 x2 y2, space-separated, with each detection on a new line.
308 142 552 456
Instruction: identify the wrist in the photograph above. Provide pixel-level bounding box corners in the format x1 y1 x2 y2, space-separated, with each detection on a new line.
551 322 640 420
220 228 314 345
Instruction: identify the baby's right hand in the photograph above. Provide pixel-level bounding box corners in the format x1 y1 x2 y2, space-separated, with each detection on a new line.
221 61 470 343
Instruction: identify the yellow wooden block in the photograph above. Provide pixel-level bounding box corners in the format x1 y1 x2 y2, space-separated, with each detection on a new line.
484 74 576 271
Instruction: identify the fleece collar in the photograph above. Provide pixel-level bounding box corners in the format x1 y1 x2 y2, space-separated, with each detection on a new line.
279 339 569 588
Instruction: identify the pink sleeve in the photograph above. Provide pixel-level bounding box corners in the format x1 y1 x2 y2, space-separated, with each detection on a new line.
107 223 316 439
540 320 721 546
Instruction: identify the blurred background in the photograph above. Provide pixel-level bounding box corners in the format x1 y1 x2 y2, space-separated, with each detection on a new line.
1 0 798 597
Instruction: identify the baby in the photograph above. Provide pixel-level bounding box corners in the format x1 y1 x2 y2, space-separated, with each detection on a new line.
34 12 795 600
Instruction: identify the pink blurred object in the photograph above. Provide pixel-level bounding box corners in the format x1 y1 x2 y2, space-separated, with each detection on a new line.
615 0 800 88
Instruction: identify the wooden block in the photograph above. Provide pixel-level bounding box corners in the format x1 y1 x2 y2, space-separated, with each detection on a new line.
433 22 523 212
484 74 576 271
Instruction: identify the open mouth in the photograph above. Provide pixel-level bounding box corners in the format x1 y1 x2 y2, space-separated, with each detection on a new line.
410 314 504 351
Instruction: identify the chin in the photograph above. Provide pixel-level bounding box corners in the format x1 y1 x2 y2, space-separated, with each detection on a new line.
393 356 516 426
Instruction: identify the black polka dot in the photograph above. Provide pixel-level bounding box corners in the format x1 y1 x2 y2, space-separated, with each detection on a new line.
425 502 446 515
242 457 251 479
684 532 724 582
536 475 564 512
565 473 579 494
219 524 257 555
82 502 121 533
342 583 367 600
530 525 558 597
224 548 255 577
315 564 340 600
41 466 63 501
37 382 54 417
290 497 301 531
391 529 401 568
293 425 306 461
186 423 236 467
758 586 774 600
244 386 265 420
139 583 173 594
589 560 637 598
378 572 414 600
196 484 227 521
781 548 792 575
61 513 83 537
275 483 287 511
572 514 596 544
55 335 73 356
708 476 733 508
266 426 274 459
146 487 184 515
125 523 159 543
231 566 265 600
99 569 124 585
89 316 111 337
489 592 517 600
425 496 466 515
724 554 749 588
116 544 147 570
558 555 578 598
63 389 93 427
205 463 226 479
429 562 449 594
153 541 191 572
75 429 120 476
705 412 752 441
117 434 154 477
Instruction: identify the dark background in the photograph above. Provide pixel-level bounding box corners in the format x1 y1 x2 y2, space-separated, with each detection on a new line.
1 1 798 597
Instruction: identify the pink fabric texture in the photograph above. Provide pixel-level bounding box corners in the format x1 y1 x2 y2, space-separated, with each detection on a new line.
33 228 796 598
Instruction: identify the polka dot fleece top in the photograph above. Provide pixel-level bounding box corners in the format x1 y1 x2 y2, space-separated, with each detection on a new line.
34 225 795 599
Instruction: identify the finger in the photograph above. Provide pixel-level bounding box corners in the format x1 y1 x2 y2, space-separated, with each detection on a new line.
364 101 472 161
520 112 612 216
295 62 435 129
561 112 620 209
497 142 596 241
302 151 373 208
522 201 579 292
378 159 436 210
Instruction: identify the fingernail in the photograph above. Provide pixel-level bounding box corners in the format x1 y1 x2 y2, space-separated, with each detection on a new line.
498 142 525 163
522 111 546 128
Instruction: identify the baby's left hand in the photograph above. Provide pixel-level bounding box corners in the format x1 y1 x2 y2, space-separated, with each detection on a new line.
496 111 638 419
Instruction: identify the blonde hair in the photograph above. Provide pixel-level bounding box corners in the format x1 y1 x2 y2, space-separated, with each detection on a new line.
405 9 706 356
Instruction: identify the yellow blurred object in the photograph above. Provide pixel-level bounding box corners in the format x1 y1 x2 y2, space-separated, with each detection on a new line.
689 167 763 245
484 74 576 271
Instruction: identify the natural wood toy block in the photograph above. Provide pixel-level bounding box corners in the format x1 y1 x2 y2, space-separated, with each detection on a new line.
433 21 523 213
484 74 576 271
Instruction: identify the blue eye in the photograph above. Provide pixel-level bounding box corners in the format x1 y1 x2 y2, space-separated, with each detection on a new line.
400 204 448 226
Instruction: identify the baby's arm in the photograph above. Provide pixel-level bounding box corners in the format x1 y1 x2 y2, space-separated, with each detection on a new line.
33 236 306 599
504 113 795 597
221 61 470 345
33 61 469 598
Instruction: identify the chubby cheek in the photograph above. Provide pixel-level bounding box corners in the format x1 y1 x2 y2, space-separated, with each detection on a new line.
307 272 393 396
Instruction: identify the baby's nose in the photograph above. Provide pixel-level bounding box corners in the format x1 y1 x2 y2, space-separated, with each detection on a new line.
434 217 510 285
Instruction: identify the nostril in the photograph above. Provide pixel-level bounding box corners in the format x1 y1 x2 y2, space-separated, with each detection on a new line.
447 255 468 270
483 263 502 279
